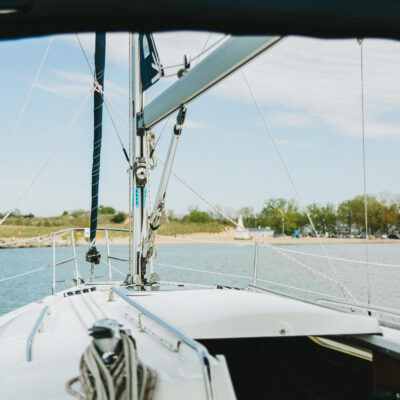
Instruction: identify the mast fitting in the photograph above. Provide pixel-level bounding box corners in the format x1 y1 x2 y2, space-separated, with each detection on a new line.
174 105 187 135
133 157 147 188
86 246 101 265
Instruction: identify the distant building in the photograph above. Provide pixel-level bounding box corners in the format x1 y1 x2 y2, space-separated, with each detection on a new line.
249 226 274 239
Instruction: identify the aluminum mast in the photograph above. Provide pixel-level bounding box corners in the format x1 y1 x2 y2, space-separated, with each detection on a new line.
129 33 148 285
130 34 281 286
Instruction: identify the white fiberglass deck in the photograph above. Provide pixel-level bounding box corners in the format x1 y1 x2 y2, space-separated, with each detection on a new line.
0 285 382 399
128 288 382 338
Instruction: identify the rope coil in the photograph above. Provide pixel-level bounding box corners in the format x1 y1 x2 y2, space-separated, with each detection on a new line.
66 331 156 400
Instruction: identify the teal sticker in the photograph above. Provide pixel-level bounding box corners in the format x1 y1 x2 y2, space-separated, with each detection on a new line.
135 188 140 208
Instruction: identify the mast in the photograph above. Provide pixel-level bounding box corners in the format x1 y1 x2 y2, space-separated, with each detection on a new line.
127 34 279 287
130 33 147 285
128 34 133 281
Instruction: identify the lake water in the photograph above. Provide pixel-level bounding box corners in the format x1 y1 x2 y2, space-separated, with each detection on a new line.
1 242 400 316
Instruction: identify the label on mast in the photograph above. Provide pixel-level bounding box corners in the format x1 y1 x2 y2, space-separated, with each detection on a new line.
135 188 140 208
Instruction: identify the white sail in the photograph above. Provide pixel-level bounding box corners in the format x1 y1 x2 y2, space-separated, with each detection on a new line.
235 214 251 240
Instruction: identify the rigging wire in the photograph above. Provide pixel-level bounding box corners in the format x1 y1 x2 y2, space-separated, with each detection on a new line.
93 76 357 302
240 69 351 302
162 35 227 71
155 155 357 302
152 33 215 150
128 33 133 280
155 261 348 301
358 38 371 306
0 90 92 226
0 265 48 283
82 36 356 301
0 36 54 173
75 34 130 163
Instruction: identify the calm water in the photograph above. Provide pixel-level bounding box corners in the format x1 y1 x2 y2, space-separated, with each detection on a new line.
1 242 400 315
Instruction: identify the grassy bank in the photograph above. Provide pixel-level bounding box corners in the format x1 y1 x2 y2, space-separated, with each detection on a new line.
0 214 228 240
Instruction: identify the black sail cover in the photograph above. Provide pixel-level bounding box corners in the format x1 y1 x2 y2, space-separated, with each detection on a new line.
89 33 106 246
139 33 163 91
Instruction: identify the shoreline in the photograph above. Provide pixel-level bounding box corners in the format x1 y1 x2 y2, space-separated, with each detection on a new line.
1 229 400 248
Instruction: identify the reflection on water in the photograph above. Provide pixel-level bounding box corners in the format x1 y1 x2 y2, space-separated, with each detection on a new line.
1 242 400 315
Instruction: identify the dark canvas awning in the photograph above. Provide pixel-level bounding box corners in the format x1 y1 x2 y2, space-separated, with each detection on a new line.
1 0 400 40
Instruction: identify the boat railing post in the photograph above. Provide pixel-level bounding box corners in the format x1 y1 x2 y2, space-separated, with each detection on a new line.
52 233 56 295
71 230 80 286
253 240 259 285
105 229 112 280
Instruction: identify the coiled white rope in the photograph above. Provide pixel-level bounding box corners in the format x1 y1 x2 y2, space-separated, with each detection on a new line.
66 331 156 400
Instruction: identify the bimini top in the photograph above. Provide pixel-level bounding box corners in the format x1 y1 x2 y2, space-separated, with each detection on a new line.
122 287 382 339
1 1 400 40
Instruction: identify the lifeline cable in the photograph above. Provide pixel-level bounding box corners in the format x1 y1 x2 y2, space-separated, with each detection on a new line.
240 68 350 301
86 54 358 303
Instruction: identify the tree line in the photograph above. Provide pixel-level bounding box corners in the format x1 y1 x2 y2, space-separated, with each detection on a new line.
238 195 400 235
3 195 400 235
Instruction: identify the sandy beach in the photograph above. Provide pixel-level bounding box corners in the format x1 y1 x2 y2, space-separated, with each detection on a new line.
1 228 399 248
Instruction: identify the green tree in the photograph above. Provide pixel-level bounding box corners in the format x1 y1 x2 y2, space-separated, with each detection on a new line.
296 212 310 233
381 202 399 234
257 198 299 234
99 205 116 215
338 198 363 233
338 195 385 234
364 196 384 234
183 209 214 223
111 212 126 223
308 203 337 234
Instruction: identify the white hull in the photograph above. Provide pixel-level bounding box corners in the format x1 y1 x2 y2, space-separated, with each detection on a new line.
1 281 399 399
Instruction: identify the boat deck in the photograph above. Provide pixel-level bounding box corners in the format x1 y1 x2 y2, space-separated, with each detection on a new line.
0 283 389 399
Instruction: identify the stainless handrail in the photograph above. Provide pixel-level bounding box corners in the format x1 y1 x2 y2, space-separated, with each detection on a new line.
315 298 400 318
246 284 366 315
27 305 49 362
0 227 131 294
252 241 258 285
111 286 215 400
248 284 400 331
246 284 326 306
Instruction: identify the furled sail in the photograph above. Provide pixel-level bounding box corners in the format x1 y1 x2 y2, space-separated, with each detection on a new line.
87 33 106 263
139 33 163 91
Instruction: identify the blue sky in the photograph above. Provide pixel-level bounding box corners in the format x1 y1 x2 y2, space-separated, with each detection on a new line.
1 32 400 217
